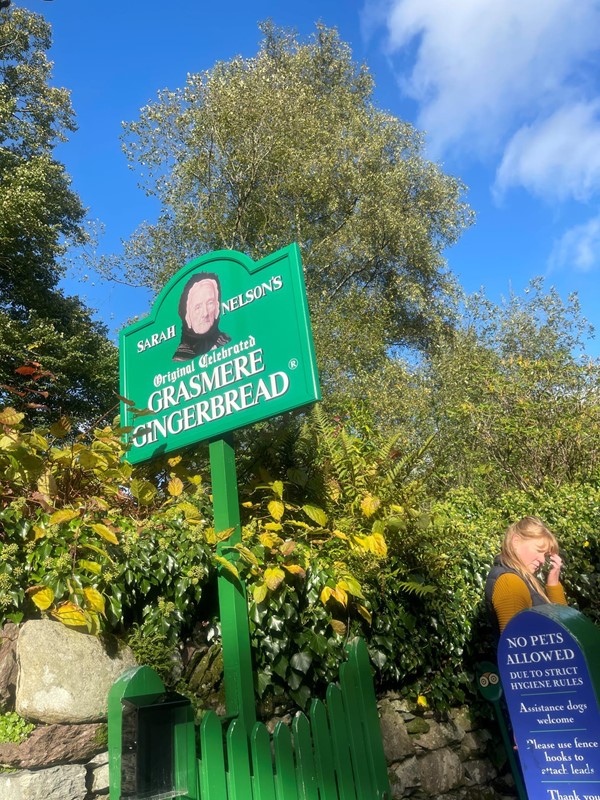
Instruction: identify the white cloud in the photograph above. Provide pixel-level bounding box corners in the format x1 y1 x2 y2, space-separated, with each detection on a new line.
364 0 600 195
494 102 600 201
549 214 600 272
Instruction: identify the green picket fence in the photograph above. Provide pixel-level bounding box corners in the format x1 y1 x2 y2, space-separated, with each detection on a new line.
108 638 391 800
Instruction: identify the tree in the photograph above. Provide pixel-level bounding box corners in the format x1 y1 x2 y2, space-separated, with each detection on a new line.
0 6 118 420
108 23 472 414
426 280 600 497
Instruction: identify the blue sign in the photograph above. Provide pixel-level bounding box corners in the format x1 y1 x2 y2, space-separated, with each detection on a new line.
498 607 600 800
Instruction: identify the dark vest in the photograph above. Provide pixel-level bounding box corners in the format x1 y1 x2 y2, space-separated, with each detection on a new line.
485 556 547 639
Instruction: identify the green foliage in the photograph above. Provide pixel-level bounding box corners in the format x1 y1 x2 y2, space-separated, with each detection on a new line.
0 712 34 744
102 21 471 422
428 280 600 497
0 407 216 640
0 7 119 422
126 625 178 682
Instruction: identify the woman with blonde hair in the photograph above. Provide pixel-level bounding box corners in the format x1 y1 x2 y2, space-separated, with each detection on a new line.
485 516 568 634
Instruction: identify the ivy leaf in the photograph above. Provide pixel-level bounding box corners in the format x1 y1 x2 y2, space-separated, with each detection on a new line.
290 651 313 674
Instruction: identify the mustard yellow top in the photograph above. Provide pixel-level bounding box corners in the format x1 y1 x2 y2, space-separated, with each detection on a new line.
492 572 568 633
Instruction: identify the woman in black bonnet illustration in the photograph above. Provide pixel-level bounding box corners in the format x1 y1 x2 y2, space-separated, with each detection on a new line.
172 271 231 362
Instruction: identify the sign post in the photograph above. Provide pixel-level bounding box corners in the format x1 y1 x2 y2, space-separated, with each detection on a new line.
497 605 600 800
119 244 320 734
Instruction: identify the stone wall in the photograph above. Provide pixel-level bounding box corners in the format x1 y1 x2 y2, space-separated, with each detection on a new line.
378 696 517 799
0 621 516 799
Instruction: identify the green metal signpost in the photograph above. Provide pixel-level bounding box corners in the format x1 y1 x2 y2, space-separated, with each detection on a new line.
120 243 320 734
113 244 391 800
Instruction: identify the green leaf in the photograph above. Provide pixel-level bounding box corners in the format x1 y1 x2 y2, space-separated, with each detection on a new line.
302 504 328 527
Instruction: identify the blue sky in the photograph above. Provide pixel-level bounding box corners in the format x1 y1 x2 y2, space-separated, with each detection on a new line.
17 0 600 353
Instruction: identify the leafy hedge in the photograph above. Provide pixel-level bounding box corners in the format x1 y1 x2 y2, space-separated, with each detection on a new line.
1 404 599 713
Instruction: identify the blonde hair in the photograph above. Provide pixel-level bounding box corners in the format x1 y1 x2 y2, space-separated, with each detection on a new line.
500 516 559 601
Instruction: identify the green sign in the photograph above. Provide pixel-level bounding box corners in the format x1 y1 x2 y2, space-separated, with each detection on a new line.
119 244 320 464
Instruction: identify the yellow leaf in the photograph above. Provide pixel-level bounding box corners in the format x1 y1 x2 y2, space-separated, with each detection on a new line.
338 576 365 599
167 455 182 466
83 587 106 615
168 477 184 497
360 493 381 518
49 509 80 526
215 527 235 542
235 545 259 567
204 527 217 544
241 501 255 508
49 416 72 438
130 478 157 505
271 480 284 499
259 532 281 549
264 567 285 591
332 585 348 608
268 499 285 521
369 533 388 557
33 525 46 540
279 540 296 556
214 555 239 579
253 582 268 603
37 470 57 498
51 602 88 628
79 560 102 575
174 501 202 523
356 604 372 625
82 542 114 563
90 523 119 545
0 407 24 426
332 529 349 540
283 564 306 578
27 585 54 611
417 695 428 708
302 504 328 527
330 619 346 636
86 611 101 636
264 522 282 531
320 586 333 604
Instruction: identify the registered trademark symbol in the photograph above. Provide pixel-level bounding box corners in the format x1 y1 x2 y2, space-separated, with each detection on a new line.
288 358 298 369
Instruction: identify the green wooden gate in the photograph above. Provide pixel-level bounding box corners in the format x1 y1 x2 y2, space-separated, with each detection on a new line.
108 637 390 800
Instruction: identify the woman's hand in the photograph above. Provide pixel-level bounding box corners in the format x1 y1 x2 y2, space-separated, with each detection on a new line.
546 553 563 586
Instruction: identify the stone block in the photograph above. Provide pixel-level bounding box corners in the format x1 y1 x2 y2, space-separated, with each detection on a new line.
16 620 135 723
0 763 87 800
418 747 464 795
